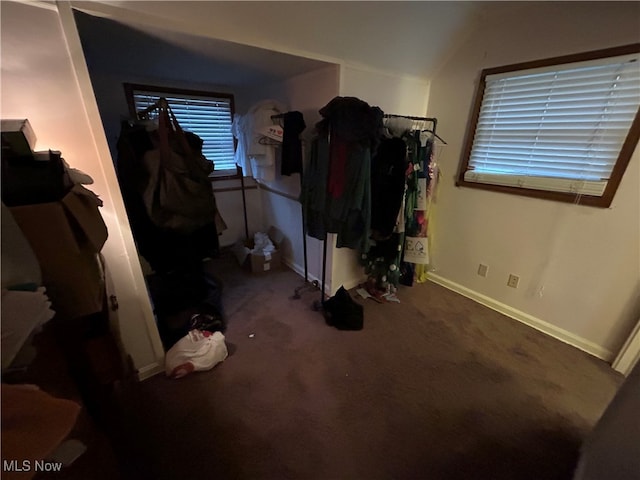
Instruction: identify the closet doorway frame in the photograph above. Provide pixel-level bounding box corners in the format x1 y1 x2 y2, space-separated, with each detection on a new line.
58 1 166 380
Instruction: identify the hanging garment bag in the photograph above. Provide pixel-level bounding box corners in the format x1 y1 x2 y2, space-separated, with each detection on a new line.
142 99 218 234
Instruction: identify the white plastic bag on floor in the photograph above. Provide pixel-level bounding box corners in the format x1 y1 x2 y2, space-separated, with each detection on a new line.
165 330 228 379
251 231 275 255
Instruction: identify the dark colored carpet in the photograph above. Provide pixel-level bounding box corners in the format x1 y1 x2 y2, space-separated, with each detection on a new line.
106 251 622 480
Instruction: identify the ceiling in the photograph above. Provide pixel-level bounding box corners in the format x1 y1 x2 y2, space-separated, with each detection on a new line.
74 10 334 88
72 1 488 82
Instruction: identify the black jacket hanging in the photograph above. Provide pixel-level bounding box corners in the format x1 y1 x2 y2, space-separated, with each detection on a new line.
280 111 306 176
301 96 383 250
370 136 407 240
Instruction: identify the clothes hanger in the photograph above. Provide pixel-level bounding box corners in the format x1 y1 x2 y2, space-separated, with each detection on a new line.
383 114 447 144
421 129 448 145
258 136 282 146
136 97 167 120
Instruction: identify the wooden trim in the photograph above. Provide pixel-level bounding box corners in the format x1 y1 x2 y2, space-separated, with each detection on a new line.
456 179 608 207
481 43 640 77
123 82 235 114
136 362 164 381
210 165 242 181
123 82 242 180
601 106 640 207
612 317 640 375
212 185 257 194
457 44 640 208
457 72 486 184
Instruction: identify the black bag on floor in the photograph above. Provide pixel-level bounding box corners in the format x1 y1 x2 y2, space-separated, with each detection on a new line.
324 286 363 331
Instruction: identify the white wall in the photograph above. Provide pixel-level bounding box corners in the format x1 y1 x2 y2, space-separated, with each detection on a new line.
341 65 430 118
0 1 165 375
426 2 640 359
250 66 341 290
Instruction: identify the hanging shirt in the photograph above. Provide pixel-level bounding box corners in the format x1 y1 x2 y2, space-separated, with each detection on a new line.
232 99 287 181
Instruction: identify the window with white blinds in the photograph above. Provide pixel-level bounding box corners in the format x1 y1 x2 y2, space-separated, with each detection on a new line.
459 45 640 207
127 85 237 177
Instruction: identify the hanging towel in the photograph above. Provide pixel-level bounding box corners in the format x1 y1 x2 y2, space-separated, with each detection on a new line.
231 113 251 176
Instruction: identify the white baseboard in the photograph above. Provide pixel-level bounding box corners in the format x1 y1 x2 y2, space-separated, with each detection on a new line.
283 257 321 285
612 318 640 375
342 275 368 292
136 362 164 381
428 273 614 362
282 257 367 296
282 257 336 296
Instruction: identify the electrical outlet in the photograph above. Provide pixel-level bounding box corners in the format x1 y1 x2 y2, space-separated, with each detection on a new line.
477 264 489 277
507 274 520 288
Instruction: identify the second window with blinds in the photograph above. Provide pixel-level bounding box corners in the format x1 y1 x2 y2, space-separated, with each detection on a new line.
124 83 239 179
457 44 640 207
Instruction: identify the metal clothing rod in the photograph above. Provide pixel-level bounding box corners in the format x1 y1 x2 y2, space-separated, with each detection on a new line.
383 114 447 144
270 113 285 128
293 150 320 299
312 234 327 310
384 113 437 124
267 111 318 299
300 171 309 283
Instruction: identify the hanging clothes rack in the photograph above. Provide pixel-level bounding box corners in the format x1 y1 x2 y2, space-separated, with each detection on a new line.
300 107 445 314
270 112 319 299
379 114 443 292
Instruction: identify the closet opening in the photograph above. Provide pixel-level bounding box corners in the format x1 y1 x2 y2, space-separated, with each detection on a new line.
72 7 336 353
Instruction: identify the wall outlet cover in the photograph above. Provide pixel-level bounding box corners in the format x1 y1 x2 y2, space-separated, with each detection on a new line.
477 264 489 277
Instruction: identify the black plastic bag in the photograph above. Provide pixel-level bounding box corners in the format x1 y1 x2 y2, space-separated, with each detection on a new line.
324 286 363 331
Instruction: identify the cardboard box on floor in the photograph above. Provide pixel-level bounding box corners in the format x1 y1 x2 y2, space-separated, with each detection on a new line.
234 226 285 273
1 119 37 157
9 185 108 319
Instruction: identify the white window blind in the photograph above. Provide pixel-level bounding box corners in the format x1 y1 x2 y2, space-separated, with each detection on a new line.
132 91 237 175
465 53 640 196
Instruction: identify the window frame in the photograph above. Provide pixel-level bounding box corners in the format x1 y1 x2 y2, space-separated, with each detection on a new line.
457 44 640 208
123 83 241 181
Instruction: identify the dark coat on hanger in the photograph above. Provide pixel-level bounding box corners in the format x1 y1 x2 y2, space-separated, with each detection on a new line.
302 97 383 250
370 137 407 240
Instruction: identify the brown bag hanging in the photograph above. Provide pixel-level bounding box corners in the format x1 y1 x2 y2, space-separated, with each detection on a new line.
142 98 218 233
